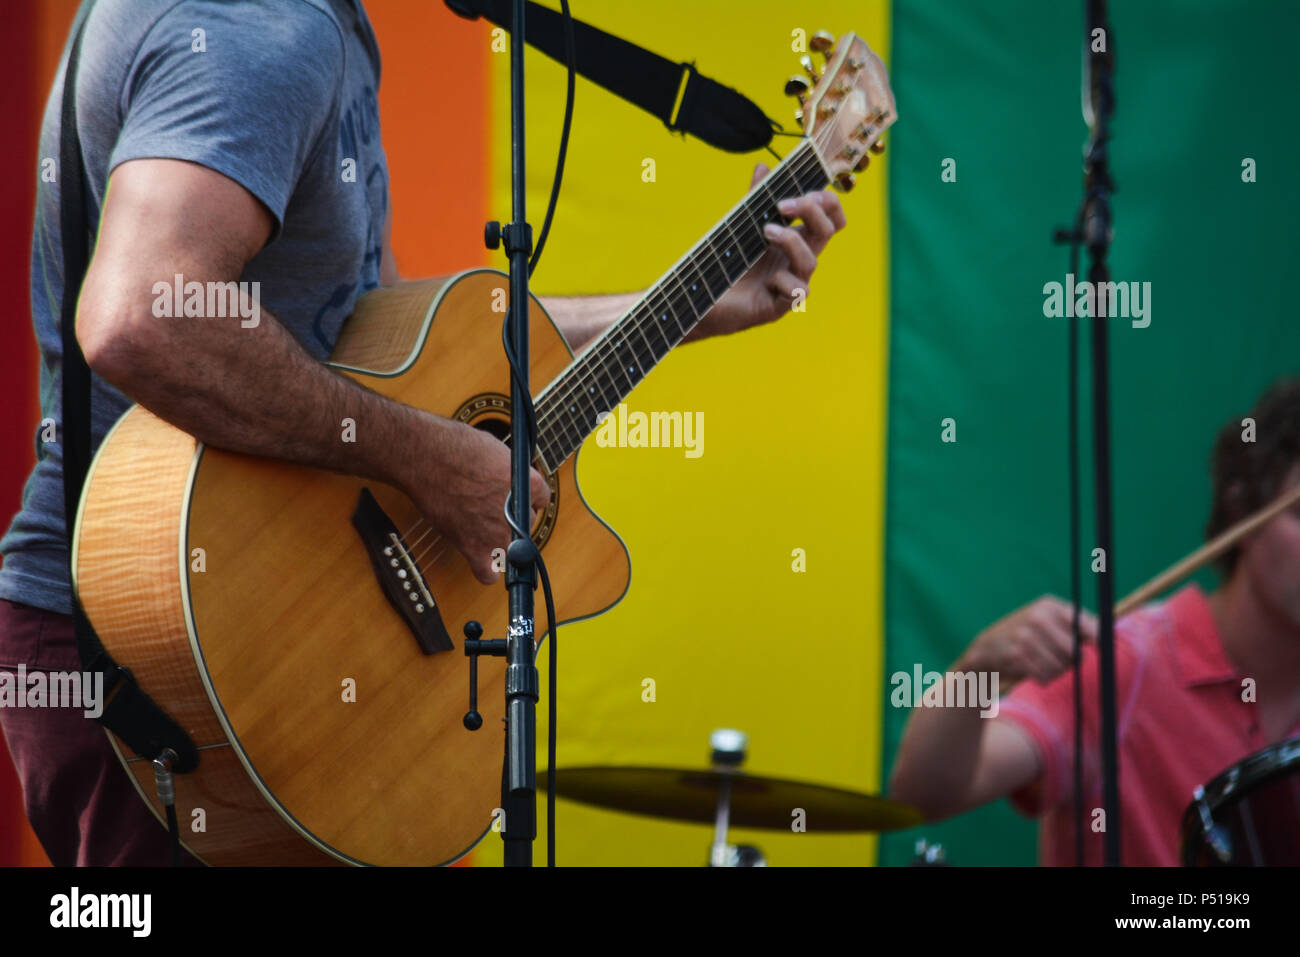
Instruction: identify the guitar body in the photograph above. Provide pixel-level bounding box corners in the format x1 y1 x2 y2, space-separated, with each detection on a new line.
72 270 631 865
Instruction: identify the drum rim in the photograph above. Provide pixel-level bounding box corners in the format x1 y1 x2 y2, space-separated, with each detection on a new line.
1180 735 1300 863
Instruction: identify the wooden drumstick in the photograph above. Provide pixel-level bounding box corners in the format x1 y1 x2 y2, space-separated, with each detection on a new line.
1115 482 1300 617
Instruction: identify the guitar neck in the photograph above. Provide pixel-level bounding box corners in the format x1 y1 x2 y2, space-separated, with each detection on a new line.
533 138 829 469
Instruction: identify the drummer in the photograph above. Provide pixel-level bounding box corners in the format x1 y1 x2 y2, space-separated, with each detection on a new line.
889 379 1300 865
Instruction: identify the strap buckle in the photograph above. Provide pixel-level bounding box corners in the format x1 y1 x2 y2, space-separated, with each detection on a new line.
665 61 699 135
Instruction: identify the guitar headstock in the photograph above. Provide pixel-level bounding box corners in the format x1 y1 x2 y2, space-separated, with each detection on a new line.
785 30 897 192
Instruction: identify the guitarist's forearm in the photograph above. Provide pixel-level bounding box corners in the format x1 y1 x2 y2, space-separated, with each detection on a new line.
80 296 438 500
75 159 447 500
542 291 643 353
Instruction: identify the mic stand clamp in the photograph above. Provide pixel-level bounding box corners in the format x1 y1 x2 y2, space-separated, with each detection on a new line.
462 620 505 732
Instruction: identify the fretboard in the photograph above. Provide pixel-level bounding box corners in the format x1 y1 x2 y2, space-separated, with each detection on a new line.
534 139 829 469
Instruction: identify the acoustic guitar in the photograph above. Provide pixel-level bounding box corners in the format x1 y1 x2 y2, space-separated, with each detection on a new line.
72 32 896 865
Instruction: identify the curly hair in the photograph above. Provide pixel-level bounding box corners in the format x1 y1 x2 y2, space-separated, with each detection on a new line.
1206 378 1300 576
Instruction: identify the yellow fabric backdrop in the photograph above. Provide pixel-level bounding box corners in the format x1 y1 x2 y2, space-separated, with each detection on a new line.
476 1 892 866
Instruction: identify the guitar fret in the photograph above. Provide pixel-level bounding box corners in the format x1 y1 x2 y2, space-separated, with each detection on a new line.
624 309 663 367
648 288 688 343
546 410 580 463
679 265 715 318
600 338 639 395
608 330 649 385
713 219 753 279
592 353 623 412
559 384 601 438
633 306 672 362
696 233 736 292
565 343 613 412
582 362 618 419
733 195 775 260
797 153 830 193
561 394 587 449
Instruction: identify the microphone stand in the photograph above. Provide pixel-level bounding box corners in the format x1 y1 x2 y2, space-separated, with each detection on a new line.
1079 0 1121 866
494 0 540 866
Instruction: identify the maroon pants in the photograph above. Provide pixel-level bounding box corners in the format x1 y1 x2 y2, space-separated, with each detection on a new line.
0 598 201 866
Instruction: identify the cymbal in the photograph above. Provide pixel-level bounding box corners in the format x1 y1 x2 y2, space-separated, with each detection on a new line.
540 766 923 832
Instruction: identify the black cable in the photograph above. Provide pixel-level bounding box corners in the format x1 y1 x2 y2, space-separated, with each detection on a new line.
165 804 180 867
537 554 559 868
528 0 575 277
536 0 572 870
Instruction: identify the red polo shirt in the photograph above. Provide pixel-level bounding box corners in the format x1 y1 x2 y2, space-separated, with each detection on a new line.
998 584 1300 865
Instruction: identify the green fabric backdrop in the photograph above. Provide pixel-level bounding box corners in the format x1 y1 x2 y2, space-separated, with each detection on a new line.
882 0 1300 865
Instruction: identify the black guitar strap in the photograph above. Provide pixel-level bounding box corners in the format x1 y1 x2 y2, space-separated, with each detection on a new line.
58 0 199 774
444 0 776 153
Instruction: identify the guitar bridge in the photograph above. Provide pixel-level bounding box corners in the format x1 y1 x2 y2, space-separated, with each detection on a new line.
351 487 454 655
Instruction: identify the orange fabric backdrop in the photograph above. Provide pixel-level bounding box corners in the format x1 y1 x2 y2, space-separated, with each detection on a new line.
366 3 493 278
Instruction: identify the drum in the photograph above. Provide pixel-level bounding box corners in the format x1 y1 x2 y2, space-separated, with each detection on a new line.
1181 737 1300 865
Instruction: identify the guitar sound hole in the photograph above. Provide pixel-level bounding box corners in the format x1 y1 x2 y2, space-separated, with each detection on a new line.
473 417 511 443
471 417 558 543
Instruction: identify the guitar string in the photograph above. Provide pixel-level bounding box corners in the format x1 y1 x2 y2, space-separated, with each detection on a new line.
400 120 848 567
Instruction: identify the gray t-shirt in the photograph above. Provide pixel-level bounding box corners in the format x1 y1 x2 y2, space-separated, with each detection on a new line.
0 0 389 615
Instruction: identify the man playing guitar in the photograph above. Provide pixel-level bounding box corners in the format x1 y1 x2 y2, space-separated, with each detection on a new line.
0 0 847 865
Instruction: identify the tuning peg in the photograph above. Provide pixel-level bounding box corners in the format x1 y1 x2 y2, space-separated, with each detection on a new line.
834 171 856 192
853 153 870 173
810 30 836 61
784 74 810 128
799 54 820 84
783 75 811 99
869 140 886 155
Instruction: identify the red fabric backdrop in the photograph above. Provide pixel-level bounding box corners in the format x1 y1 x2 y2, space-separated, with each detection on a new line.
0 0 74 869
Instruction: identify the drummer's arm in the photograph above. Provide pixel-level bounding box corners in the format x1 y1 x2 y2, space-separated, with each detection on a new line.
890 704 1040 819
889 595 1098 819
